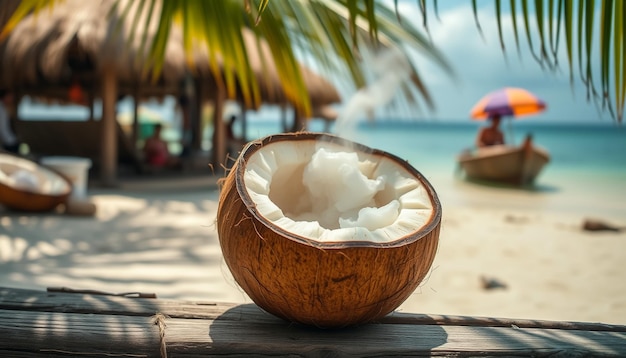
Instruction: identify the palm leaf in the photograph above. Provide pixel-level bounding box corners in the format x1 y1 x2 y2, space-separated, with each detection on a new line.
607 1 626 118
0 0 61 39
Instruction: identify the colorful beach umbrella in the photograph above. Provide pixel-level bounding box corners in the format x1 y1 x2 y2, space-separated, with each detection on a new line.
470 87 547 120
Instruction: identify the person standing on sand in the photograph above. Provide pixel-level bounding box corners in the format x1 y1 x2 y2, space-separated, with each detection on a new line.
476 115 505 147
0 90 19 154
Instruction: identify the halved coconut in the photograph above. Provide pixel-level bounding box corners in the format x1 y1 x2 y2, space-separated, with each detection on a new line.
217 132 441 328
0 153 72 212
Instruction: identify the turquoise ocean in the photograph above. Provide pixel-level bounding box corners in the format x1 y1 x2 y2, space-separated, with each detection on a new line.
239 119 626 217
18 98 626 217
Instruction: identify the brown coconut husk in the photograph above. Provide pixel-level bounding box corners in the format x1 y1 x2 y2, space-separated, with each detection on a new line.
217 132 441 328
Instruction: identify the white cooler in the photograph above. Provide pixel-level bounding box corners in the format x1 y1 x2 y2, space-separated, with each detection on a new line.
40 156 92 199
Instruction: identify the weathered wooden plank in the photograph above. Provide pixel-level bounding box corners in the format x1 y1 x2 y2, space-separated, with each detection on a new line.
1 308 624 357
1 287 626 357
167 323 622 357
384 311 626 332
164 313 626 356
3 287 625 332
0 310 160 357
0 286 240 320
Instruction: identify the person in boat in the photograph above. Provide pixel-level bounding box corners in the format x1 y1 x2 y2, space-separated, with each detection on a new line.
143 124 179 169
476 115 505 147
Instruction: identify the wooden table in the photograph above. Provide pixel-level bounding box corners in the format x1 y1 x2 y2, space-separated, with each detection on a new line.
1 286 624 357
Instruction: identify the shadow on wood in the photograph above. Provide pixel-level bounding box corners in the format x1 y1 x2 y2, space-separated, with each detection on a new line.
208 304 448 356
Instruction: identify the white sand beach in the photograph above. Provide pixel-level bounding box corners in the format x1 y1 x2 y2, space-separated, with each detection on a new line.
1 172 625 325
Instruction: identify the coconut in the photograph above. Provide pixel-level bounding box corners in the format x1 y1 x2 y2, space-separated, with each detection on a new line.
0 153 72 212
217 132 441 328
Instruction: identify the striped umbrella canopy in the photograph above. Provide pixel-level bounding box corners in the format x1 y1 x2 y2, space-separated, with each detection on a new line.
470 87 546 120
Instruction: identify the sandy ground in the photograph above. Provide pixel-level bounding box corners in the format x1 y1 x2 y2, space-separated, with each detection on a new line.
1 174 625 325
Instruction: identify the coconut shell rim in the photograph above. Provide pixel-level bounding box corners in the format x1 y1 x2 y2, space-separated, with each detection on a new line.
233 131 442 249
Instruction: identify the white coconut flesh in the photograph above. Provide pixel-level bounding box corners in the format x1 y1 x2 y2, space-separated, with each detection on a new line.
0 156 70 195
243 140 434 243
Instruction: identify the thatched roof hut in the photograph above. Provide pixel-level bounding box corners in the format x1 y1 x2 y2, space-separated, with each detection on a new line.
0 0 189 185
0 0 186 97
0 0 341 183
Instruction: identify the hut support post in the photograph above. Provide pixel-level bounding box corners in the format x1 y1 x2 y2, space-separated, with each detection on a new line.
280 105 288 132
292 108 305 132
88 83 95 121
13 91 22 120
211 90 226 173
192 80 203 151
100 66 118 187
131 86 140 149
239 100 248 141
88 98 94 121
237 100 248 141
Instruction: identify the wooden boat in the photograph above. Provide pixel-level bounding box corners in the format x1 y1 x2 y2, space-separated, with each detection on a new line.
457 135 550 186
0 153 72 212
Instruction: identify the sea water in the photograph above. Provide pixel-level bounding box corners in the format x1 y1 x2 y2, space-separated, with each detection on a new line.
241 118 626 217
242 119 626 174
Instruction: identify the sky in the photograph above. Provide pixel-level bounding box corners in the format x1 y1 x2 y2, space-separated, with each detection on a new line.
19 1 614 125
373 1 611 123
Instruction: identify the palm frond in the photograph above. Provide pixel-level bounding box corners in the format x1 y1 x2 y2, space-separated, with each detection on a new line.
422 0 625 121
0 0 62 39
546 1 622 119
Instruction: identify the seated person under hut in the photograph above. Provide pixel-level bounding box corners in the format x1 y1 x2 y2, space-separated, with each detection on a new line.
143 124 179 169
